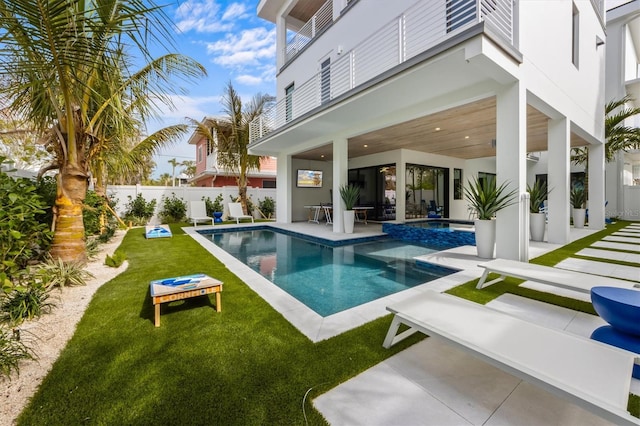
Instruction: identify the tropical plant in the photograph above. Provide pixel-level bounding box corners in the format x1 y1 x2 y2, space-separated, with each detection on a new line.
527 180 549 213
1 279 53 326
570 187 586 209
38 256 94 289
464 177 518 220
0 0 206 264
189 82 274 213
340 184 361 210
158 194 187 223
105 251 126 268
0 159 52 278
0 326 33 378
258 197 276 219
123 194 157 226
204 194 225 213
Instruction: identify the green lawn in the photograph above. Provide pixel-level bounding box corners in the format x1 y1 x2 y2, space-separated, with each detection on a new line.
18 225 420 425
17 221 639 424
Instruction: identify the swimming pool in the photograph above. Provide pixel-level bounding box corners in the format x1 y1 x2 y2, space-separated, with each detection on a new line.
203 228 456 316
382 220 476 250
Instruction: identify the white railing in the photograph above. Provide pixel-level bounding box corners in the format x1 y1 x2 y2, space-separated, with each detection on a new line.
250 0 513 143
285 0 333 62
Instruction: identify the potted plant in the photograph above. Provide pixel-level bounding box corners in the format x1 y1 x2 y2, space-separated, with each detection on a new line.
527 180 549 242
339 184 360 234
210 194 224 223
464 177 517 259
570 187 586 228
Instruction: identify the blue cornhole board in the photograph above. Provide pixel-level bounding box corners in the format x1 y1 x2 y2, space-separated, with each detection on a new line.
145 224 172 239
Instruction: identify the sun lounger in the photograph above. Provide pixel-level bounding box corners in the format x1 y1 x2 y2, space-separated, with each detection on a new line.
476 258 640 293
383 290 640 425
189 201 214 227
228 202 254 224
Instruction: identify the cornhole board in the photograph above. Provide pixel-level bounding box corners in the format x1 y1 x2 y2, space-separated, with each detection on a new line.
150 274 222 327
145 224 172 239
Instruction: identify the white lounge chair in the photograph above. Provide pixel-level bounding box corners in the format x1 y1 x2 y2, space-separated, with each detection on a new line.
383 290 640 425
228 202 254 224
476 258 640 293
189 201 214 227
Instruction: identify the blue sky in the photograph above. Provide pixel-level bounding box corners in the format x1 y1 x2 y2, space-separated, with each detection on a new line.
147 0 276 178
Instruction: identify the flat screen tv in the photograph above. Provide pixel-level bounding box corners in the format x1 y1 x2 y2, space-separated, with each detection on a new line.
297 169 323 188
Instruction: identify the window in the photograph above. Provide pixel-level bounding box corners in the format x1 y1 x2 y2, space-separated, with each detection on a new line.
572 3 579 67
285 83 295 122
454 168 463 200
446 0 476 33
198 145 203 163
478 172 496 189
320 58 331 104
263 180 276 189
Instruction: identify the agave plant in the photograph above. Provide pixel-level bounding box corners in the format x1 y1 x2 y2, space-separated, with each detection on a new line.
527 180 549 213
339 184 360 210
570 187 586 209
464 177 518 220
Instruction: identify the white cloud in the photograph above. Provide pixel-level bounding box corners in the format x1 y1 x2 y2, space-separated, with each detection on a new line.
207 27 276 68
222 3 249 20
236 74 263 86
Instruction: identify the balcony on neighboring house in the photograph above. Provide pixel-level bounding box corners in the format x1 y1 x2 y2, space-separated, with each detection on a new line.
285 0 333 63
250 0 517 144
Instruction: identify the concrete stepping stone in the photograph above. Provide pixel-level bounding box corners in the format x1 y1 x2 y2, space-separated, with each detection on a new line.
592 240 640 253
577 247 640 264
556 257 640 283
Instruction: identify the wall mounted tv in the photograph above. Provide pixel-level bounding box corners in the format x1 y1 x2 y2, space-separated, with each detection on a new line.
297 169 323 188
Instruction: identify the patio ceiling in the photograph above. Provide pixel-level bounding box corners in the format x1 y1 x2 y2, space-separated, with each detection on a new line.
292 97 589 161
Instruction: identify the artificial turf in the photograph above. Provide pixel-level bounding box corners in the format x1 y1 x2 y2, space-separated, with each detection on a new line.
17 221 640 424
17 224 421 425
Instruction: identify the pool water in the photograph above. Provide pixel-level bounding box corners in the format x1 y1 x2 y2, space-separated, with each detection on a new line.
207 229 456 316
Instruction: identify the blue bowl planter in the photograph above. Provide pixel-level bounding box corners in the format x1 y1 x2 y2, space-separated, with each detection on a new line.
213 212 223 223
591 286 640 336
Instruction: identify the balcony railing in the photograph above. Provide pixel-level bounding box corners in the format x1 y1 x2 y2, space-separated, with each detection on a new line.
250 0 513 144
285 0 333 62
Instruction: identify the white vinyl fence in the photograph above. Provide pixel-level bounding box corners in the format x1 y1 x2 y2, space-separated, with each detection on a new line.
106 185 277 224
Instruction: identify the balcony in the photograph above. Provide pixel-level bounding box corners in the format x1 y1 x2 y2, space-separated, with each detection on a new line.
285 0 333 63
250 0 514 144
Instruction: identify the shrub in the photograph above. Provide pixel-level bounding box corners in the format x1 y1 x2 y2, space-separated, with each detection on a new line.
0 157 52 279
83 190 117 237
0 277 53 326
203 194 224 214
105 251 126 268
159 193 186 223
122 194 157 226
37 256 94 289
258 197 275 219
0 326 34 378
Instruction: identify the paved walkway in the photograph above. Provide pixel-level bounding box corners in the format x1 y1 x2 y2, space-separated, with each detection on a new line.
315 223 640 425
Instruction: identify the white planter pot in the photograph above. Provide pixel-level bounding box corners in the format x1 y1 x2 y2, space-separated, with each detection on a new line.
474 219 496 259
572 208 586 228
530 212 546 241
344 210 355 234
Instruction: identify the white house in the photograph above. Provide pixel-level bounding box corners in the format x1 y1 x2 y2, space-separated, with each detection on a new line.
603 0 640 220
249 0 607 260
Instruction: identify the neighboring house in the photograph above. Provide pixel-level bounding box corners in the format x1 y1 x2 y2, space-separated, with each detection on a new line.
248 0 607 261
188 117 277 188
602 0 640 220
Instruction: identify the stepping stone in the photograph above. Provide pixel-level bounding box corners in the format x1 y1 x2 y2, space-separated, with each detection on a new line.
577 247 640 264
592 240 640 253
603 236 640 244
612 232 640 238
556 257 640 283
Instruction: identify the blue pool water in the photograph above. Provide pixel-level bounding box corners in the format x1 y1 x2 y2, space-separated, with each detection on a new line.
204 229 456 316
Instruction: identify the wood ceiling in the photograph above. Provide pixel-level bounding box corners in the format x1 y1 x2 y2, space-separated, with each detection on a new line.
289 0 326 23
292 97 589 161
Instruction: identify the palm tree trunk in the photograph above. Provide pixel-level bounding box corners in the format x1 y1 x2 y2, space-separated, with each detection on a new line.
50 166 87 263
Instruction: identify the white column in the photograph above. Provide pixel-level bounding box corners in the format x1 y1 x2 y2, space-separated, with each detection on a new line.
276 154 292 223
276 14 286 69
495 83 527 261
588 142 605 230
333 138 348 232
547 117 570 244
396 152 407 222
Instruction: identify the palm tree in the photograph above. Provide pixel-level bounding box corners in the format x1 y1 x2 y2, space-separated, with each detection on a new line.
168 158 179 187
0 0 205 262
572 96 640 172
189 82 274 212
181 160 196 180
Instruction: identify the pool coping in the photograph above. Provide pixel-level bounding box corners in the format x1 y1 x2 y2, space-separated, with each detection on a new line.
185 223 478 342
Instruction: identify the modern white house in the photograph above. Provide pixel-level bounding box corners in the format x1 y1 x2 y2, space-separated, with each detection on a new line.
249 0 607 260
603 0 640 220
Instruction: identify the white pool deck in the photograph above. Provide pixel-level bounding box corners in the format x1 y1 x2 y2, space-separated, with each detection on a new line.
186 221 640 425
